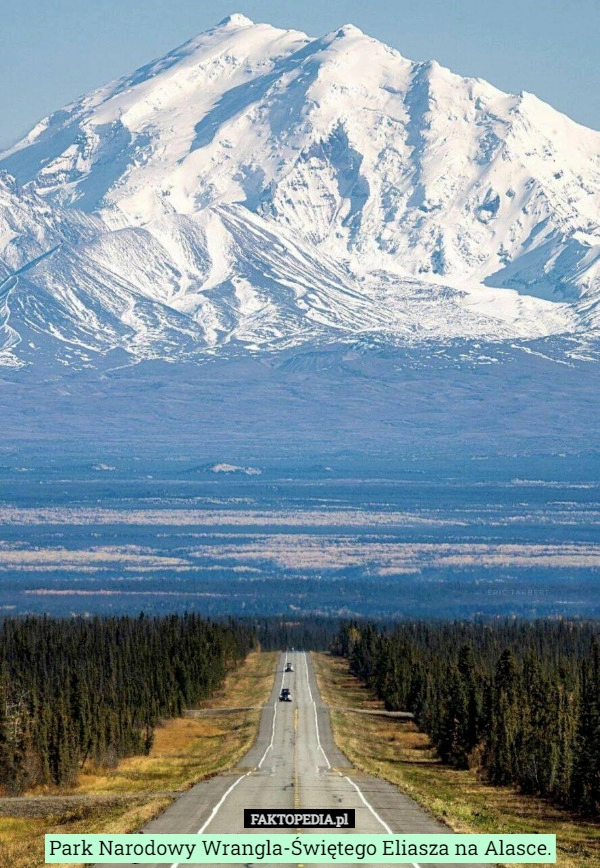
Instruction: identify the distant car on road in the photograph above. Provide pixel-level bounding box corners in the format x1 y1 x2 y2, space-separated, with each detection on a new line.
279 687 292 702
285 663 294 672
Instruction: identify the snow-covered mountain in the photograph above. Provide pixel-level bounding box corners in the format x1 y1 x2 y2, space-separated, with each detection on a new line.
1 14 600 365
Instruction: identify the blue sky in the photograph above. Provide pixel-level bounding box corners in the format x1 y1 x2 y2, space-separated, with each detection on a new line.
2 0 599 148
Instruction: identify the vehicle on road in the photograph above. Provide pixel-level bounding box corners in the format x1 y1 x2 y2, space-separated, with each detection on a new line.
279 687 292 702
285 663 294 672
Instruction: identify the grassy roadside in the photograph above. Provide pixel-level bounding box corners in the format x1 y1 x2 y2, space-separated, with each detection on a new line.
312 652 600 868
0 650 278 868
0 799 172 868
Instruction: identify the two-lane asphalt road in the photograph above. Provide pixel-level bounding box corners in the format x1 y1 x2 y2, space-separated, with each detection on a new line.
96 652 486 867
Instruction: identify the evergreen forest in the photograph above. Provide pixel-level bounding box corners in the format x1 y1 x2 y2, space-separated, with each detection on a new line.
332 620 600 815
2 612 599 818
0 614 255 793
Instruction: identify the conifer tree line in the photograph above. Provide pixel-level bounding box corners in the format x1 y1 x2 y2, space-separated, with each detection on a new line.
0 614 255 794
332 620 600 815
250 616 339 651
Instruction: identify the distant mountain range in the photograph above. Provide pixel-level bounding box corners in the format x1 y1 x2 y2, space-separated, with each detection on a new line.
1 13 599 367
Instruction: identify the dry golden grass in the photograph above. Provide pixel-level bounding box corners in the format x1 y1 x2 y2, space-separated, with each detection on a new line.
198 649 278 709
0 798 171 868
0 651 278 867
70 711 259 795
313 652 600 868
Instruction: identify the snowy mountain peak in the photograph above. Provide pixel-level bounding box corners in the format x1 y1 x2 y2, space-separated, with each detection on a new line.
216 13 255 28
0 16 599 366
332 23 365 38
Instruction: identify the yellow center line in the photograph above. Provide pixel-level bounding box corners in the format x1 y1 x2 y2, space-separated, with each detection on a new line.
294 707 299 806
294 705 304 867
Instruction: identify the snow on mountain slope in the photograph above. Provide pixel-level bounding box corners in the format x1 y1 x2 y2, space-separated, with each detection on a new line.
0 15 599 364
3 199 574 364
0 171 98 276
0 15 310 216
0 173 103 361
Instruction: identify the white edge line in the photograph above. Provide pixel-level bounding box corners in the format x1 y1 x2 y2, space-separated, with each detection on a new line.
196 771 250 834
303 650 331 769
257 659 285 769
171 654 289 868
304 652 421 868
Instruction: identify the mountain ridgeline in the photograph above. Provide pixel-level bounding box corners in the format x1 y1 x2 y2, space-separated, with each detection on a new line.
0 14 600 367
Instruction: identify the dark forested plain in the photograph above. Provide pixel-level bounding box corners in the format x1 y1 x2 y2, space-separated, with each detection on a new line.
1 451 599 620
333 619 600 815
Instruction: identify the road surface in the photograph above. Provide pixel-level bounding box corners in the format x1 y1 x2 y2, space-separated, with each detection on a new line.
96 652 486 867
